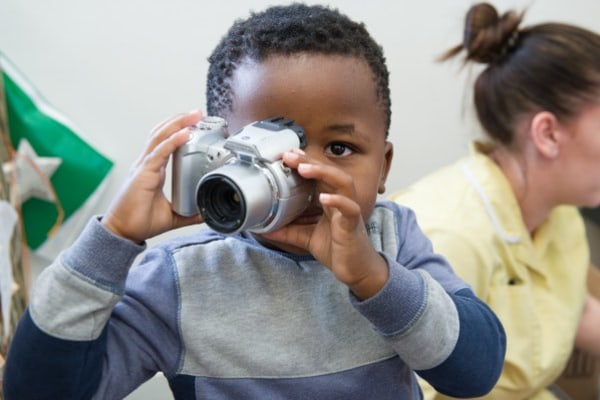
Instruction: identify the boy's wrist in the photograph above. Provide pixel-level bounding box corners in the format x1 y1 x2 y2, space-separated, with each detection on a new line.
348 253 389 300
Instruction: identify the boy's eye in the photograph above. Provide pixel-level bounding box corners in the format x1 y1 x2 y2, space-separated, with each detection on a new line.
325 142 353 157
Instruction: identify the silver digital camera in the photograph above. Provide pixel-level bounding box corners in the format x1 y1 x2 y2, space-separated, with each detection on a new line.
171 116 315 234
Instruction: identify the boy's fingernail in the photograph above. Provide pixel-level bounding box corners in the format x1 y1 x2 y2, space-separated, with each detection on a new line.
319 193 331 201
298 163 310 172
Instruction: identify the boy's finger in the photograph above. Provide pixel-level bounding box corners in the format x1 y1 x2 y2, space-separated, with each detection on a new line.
319 193 362 228
298 163 356 199
263 224 314 251
136 111 203 165
143 129 191 172
149 110 203 140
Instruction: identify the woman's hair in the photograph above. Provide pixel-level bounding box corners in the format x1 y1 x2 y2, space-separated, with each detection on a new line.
206 3 391 135
441 2 600 145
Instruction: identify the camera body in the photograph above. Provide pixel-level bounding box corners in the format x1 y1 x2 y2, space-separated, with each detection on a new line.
171 116 314 234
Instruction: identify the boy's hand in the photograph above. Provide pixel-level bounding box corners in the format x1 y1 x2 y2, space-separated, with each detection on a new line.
102 111 203 243
263 150 389 300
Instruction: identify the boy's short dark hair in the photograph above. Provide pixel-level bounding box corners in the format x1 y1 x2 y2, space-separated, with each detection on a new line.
206 3 391 136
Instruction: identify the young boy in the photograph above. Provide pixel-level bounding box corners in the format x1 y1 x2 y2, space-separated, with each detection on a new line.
3 4 505 399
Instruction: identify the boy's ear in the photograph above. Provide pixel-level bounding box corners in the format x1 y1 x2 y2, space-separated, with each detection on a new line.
529 111 561 158
378 141 394 194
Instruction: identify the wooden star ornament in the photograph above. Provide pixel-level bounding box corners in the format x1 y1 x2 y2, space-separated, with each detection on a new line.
1 138 62 206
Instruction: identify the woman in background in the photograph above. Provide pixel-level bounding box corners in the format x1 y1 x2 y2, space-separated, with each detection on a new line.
391 2 600 399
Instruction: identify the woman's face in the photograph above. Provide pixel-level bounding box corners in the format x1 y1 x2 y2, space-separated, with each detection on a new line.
556 102 600 207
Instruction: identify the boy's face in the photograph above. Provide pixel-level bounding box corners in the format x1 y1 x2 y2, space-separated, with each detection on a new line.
223 53 393 230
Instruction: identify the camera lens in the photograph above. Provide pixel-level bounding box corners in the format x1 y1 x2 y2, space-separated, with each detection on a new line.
196 162 280 234
197 175 246 233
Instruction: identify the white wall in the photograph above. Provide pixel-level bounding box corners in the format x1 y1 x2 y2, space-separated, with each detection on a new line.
1 1 599 398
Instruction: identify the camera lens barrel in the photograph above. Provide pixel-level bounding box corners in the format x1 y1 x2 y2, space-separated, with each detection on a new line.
196 160 314 234
196 176 246 233
197 163 275 233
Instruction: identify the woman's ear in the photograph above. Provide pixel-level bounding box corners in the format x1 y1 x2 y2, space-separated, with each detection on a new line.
378 141 394 194
529 111 561 158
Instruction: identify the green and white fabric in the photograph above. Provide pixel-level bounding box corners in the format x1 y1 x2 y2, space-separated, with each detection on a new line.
0 53 113 259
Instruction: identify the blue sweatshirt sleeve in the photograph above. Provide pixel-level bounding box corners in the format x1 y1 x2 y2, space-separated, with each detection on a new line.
416 288 506 397
353 202 506 398
3 309 107 400
352 261 505 398
2 217 147 400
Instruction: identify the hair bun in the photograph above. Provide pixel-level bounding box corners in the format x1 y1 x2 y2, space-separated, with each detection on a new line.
445 2 523 64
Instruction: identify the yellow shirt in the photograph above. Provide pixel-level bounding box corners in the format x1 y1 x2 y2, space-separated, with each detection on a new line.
389 142 589 400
